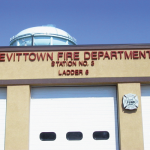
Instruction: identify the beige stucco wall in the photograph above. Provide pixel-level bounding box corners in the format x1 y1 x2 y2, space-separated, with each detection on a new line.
118 83 144 150
4 84 145 150
1 48 147 149
5 86 30 150
0 50 149 80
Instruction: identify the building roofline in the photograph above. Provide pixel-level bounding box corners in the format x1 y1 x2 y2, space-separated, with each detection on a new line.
0 43 150 52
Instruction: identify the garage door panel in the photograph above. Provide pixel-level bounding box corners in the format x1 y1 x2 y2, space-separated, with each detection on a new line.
30 86 119 150
31 86 116 99
0 88 6 150
141 85 150 150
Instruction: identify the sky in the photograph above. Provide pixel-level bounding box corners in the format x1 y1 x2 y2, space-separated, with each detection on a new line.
0 0 150 46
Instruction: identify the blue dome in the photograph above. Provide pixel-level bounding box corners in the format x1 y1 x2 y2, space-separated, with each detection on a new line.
10 25 76 46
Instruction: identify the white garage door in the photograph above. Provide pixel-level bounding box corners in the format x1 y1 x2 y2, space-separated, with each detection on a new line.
30 86 119 150
141 85 150 150
0 88 6 150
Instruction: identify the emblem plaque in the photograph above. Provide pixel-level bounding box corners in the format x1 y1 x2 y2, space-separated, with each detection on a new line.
123 93 139 110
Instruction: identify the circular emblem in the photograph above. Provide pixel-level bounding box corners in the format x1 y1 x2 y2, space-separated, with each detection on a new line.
123 93 138 110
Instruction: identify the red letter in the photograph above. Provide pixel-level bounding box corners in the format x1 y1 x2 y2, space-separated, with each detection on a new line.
71 70 74 75
66 70 70 75
66 52 73 60
7 53 13 61
37 53 46 61
75 70 79 75
56 61 59 67
51 61 55 67
16 53 22 61
146 51 150 58
91 51 97 60
79 70 83 75
72 61 76 66
118 51 123 59
111 51 117 59
23 53 29 61
47 52 53 61
0 53 5 62
29 53 36 61
98 51 104 59
58 70 62 76
133 51 139 59
74 52 79 60
58 52 63 60
84 52 90 60
124 51 132 59
139 51 146 59
103 51 110 59
13 53 15 61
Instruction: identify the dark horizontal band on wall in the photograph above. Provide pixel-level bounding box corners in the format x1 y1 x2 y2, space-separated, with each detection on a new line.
1 44 150 52
0 77 150 86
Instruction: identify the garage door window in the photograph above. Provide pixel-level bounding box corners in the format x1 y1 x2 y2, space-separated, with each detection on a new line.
66 132 83 140
40 132 56 141
93 131 109 140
